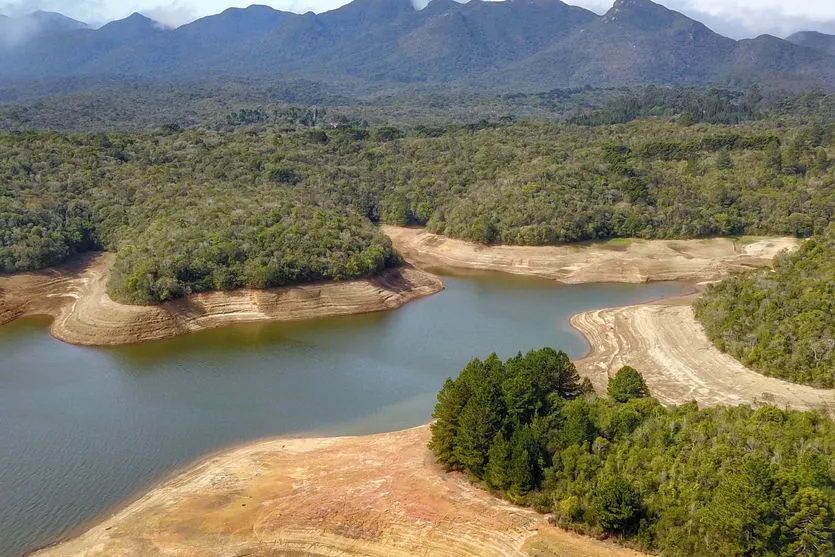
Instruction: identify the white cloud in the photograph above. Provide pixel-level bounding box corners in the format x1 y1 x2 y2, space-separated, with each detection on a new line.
143 3 194 28
1 0 834 37
0 12 40 46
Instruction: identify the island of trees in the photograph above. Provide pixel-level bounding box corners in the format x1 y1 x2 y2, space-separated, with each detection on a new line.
695 224 834 388
430 349 834 556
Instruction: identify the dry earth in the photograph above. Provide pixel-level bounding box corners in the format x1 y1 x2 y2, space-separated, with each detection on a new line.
571 297 835 414
0 253 443 345
16 229 832 557
384 225 800 283
388 226 833 412
32 426 643 557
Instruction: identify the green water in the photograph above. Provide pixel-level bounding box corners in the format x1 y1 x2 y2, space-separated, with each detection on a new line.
0 271 688 556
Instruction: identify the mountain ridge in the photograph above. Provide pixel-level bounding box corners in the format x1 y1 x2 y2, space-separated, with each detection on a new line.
0 0 833 91
787 30 835 56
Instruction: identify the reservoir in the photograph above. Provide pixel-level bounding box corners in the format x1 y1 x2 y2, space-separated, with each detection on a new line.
0 271 688 557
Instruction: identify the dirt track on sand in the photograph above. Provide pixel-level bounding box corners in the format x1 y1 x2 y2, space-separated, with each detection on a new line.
384 226 800 283
32 426 644 557
572 296 835 413
0 253 443 346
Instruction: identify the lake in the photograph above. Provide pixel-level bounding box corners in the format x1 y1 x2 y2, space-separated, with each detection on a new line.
0 271 688 556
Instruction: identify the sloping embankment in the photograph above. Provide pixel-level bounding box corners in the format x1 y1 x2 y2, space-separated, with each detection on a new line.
0 253 443 346
384 225 800 283
32 426 644 557
572 297 835 414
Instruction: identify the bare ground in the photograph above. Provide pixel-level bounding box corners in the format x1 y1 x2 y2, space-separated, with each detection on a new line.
17 229 830 557
384 226 800 283
32 426 643 557
572 296 835 413
0 253 443 345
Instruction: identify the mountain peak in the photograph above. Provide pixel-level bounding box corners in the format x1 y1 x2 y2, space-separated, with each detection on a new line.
28 10 89 29
97 12 161 39
602 0 708 33
605 0 665 17
421 0 459 14
114 12 156 26
328 0 415 21
608 0 660 11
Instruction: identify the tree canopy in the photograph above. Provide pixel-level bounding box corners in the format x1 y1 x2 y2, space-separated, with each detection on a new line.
1 92 833 303
695 224 835 387
429 351 835 555
607 365 650 402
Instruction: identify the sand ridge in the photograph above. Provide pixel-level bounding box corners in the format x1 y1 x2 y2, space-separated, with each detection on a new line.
384 225 800 283
0 253 444 345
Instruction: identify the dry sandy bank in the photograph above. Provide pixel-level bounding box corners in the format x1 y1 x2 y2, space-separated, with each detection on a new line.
384 226 835 412
384 225 800 283
32 426 643 557
22 229 827 557
0 253 443 346
572 296 835 413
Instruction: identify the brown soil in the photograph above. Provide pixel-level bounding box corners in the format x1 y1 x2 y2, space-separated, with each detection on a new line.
0 253 443 346
572 295 835 413
384 226 800 283
16 229 825 557
32 426 643 557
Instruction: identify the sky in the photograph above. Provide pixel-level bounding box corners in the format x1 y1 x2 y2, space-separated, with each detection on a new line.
1 0 834 39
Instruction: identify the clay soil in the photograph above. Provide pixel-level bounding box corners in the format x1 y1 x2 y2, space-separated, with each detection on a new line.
572 296 835 414
32 426 643 557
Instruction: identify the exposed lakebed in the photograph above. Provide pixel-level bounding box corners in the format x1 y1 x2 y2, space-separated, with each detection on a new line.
0 271 688 557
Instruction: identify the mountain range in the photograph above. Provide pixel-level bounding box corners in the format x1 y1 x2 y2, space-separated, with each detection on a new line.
1 0 834 91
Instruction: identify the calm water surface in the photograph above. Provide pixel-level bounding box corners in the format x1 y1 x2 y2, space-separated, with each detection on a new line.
0 271 688 556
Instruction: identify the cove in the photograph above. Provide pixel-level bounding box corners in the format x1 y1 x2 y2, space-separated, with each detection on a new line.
0 271 688 557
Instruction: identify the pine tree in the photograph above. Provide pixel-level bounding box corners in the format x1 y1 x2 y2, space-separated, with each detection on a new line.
429 377 470 470
453 382 504 475
782 488 833 556
485 432 512 490
607 366 650 402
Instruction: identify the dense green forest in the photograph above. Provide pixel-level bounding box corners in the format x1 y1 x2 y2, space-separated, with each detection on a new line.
1 89 833 303
695 225 835 388
0 130 397 303
430 350 835 556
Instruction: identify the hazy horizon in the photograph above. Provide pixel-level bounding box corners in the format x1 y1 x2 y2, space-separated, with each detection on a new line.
1 0 834 40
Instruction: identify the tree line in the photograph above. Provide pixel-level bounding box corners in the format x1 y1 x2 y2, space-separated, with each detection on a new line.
695 224 835 388
1 107 833 302
430 349 834 555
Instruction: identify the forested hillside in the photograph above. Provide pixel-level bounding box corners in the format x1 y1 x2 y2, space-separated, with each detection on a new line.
0 131 397 303
2 109 833 303
695 225 835 387
430 351 835 555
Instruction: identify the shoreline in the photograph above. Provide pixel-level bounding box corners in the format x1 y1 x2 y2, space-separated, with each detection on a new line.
383 225 800 284
1 227 800 346
0 253 444 346
31 426 645 557
571 296 835 413
27 228 834 557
